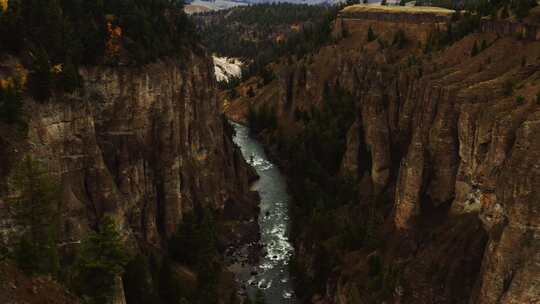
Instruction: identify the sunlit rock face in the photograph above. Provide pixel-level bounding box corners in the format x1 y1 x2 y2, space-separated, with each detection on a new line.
0 53 254 251
213 56 243 83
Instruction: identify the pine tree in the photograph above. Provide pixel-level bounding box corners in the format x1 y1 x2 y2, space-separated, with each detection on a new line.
392 29 406 49
59 59 83 94
195 210 220 304
367 26 376 42
9 156 60 275
0 79 23 124
514 0 536 20
503 80 514 96
480 39 488 51
500 5 509 19
75 216 130 304
471 41 479 56
255 290 266 304
28 47 53 102
123 255 159 304
247 87 255 98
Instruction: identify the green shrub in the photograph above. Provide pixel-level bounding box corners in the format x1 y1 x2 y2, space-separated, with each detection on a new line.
471 41 479 57
514 0 537 20
255 290 266 304
246 104 277 135
247 87 255 98
10 156 61 276
516 96 525 105
158 258 196 304
74 216 130 304
28 47 54 102
0 79 23 124
392 29 407 49
58 59 83 94
480 39 488 51
123 255 160 304
503 80 514 96
367 26 377 42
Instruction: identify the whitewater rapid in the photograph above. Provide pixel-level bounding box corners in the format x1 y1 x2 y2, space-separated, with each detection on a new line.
229 122 296 303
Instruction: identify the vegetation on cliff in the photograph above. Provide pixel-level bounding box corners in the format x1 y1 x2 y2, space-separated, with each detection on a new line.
0 76 23 125
247 86 363 298
195 3 338 84
0 0 233 304
232 0 540 302
74 216 129 304
8 156 61 276
0 0 196 104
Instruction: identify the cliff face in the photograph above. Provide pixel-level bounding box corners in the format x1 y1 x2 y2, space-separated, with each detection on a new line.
0 52 254 254
226 7 540 304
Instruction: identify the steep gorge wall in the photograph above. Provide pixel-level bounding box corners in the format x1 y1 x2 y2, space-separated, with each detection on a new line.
0 52 255 256
230 10 540 304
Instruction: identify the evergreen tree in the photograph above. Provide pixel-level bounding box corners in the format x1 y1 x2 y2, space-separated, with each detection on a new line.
123 255 159 304
367 26 376 42
247 87 255 98
9 156 60 276
471 41 479 56
11 157 60 275
480 39 488 51
75 216 130 304
392 29 407 49
255 290 266 304
423 38 433 54
514 0 537 20
503 80 514 96
59 59 83 93
229 87 239 99
260 66 275 85
170 213 198 264
0 79 23 124
28 47 54 102
500 5 509 19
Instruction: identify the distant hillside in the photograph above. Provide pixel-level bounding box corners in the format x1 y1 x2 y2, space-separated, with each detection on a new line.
195 3 339 83
186 0 342 12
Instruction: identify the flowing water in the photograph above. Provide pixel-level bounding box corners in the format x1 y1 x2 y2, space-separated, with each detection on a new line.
228 122 296 303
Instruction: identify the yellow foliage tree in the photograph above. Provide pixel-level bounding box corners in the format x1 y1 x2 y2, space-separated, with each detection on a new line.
0 0 8 12
105 21 123 63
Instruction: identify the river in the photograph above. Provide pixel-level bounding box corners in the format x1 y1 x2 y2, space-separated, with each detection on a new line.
228 122 296 303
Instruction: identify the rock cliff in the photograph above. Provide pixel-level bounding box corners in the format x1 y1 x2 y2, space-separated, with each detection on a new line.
0 51 256 301
226 6 540 304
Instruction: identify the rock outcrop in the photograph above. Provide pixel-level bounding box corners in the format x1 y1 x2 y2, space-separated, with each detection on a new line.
227 5 540 304
0 51 256 301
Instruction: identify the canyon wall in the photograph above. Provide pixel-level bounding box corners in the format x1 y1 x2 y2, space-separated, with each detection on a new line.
0 52 255 300
227 7 540 304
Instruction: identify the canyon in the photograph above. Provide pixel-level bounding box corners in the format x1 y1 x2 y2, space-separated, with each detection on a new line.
0 3 539 304
225 5 540 304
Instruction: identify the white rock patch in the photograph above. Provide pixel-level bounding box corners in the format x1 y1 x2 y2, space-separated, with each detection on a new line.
213 56 243 83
